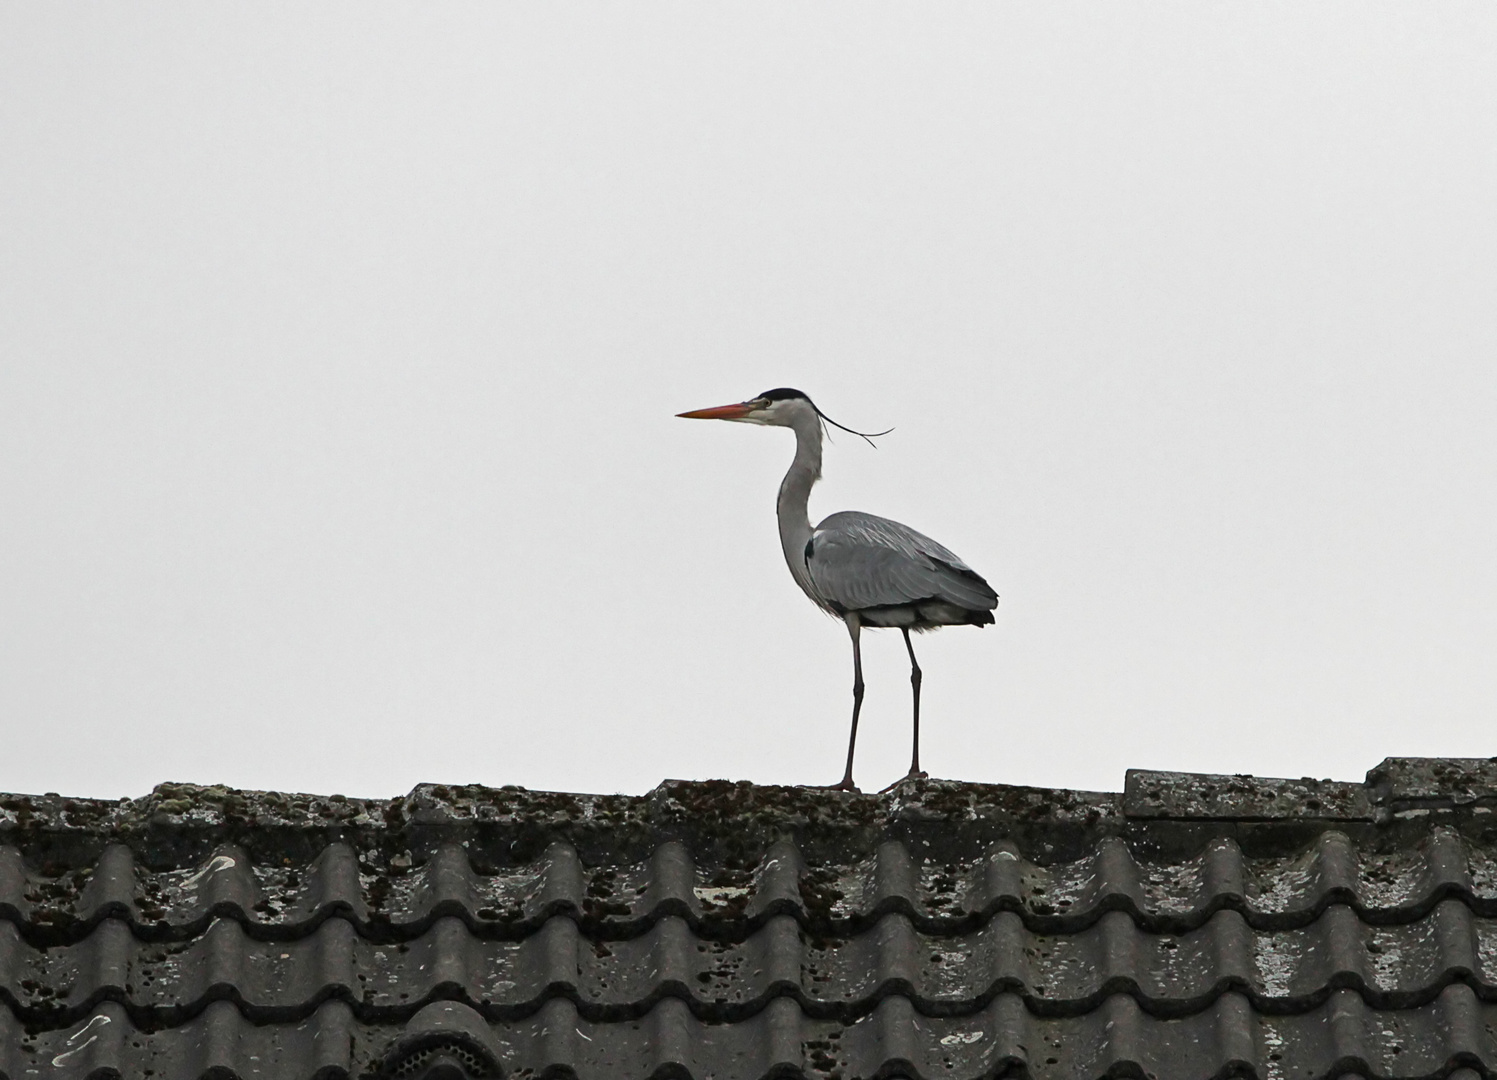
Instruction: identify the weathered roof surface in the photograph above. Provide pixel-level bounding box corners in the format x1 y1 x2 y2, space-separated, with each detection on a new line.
2 758 1496 1079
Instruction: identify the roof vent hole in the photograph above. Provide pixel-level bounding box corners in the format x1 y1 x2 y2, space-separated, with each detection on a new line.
383 1037 502 1079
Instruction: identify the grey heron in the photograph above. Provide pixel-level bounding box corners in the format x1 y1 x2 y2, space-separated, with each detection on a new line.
678 388 998 791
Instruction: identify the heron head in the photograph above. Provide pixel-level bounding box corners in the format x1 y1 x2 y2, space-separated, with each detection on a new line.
678 389 891 444
676 387 814 427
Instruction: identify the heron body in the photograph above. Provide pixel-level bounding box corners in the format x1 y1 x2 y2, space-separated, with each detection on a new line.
679 388 998 790
803 512 997 630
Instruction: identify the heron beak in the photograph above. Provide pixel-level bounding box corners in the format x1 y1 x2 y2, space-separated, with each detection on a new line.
676 402 755 420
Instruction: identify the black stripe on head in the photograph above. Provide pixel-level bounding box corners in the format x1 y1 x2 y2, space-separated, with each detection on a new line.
755 387 893 446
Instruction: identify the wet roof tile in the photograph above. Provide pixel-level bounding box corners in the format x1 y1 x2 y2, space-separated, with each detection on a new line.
2 759 1496 1079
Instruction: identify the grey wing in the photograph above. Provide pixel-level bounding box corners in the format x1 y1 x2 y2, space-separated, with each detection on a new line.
803 510 998 615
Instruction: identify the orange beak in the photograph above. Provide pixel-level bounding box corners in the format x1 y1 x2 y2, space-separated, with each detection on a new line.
676 402 754 420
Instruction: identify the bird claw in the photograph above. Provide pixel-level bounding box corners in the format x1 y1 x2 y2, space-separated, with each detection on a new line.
878 771 929 794
824 778 861 793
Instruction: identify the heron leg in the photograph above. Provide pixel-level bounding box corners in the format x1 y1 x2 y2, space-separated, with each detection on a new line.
833 616 864 791
902 628 927 780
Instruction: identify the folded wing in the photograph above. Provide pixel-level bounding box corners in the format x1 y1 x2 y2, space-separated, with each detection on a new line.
804 511 998 622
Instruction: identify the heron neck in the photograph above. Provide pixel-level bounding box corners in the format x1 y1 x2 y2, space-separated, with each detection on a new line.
777 415 821 593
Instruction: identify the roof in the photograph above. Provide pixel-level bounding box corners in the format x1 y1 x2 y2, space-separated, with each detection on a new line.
2 758 1497 1079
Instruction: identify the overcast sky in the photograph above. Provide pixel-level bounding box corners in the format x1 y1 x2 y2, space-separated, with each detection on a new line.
2 5 1494 800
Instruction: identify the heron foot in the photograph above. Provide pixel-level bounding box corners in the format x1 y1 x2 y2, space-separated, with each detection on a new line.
878 771 929 793
824 778 861 793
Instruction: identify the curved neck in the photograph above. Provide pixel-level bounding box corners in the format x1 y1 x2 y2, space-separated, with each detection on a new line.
777 412 822 594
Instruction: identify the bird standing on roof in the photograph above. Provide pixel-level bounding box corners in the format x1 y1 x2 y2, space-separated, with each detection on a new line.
678 389 999 791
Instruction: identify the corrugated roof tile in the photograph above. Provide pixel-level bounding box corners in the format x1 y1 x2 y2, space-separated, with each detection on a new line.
4 764 1497 1078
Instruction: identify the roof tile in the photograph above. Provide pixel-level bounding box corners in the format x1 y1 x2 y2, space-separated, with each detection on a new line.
4 764 1497 1078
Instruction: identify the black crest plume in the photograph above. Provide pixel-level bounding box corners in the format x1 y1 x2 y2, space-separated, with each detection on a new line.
757 388 893 448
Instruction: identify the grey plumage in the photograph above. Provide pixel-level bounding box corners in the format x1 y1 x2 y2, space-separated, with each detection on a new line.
804 511 998 628
678 387 998 790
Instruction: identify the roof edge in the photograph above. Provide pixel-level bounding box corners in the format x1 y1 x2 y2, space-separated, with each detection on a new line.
1 758 1492 867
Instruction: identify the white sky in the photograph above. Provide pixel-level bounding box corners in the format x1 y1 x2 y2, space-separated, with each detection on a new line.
2 5 1495 800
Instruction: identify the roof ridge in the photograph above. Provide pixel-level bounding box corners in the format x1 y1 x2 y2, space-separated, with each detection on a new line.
4 756 1495 833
